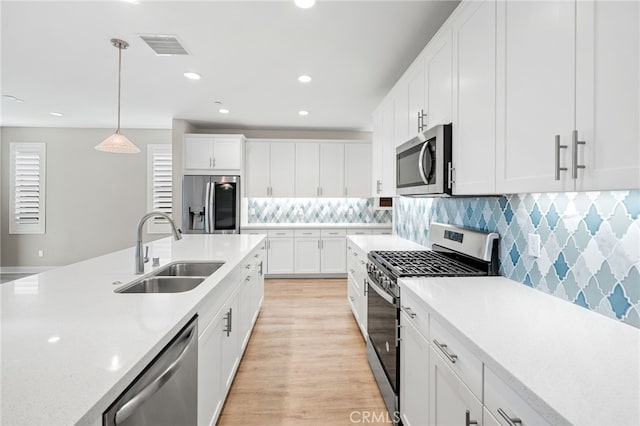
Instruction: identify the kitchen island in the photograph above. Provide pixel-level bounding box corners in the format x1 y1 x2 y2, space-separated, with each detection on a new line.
1 234 265 426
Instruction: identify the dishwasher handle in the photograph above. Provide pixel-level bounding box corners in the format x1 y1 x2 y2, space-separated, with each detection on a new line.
114 324 197 425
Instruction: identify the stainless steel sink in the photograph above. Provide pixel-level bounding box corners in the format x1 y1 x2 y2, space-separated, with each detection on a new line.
116 276 206 294
154 261 224 277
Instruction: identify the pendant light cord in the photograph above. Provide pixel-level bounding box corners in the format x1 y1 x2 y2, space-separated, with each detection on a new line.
117 43 122 133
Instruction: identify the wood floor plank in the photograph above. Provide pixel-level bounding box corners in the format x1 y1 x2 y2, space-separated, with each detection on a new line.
217 278 391 425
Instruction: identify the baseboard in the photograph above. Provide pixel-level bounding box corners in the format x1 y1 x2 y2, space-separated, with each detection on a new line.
265 273 347 279
0 266 56 274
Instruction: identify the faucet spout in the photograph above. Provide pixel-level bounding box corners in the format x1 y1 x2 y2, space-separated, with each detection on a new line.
135 212 182 274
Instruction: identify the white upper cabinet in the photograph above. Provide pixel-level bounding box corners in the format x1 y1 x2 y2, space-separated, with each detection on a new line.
295 143 321 197
245 141 295 197
372 110 384 197
184 134 243 172
408 61 427 136
452 0 497 195
425 29 453 129
575 0 640 191
495 1 576 193
320 143 345 197
344 143 371 197
394 80 410 146
381 100 397 196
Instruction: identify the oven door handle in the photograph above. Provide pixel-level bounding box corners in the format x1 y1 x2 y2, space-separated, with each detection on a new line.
368 279 395 305
418 142 430 185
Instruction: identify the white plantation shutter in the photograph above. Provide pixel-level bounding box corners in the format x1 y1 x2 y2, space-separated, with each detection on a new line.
10 143 46 234
147 145 173 233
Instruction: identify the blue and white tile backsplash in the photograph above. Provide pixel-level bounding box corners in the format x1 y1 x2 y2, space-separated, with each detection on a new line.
248 198 392 224
394 190 640 328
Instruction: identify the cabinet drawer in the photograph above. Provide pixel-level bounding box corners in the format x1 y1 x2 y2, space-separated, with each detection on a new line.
430 316 483 401
295 229 321 237
372 228 393 235
321 228 347 237
484 367 551 426
268 229 294 237
347 228 373 236
399 287 429 341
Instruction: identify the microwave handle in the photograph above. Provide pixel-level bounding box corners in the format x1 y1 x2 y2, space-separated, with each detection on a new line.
418 142 430 184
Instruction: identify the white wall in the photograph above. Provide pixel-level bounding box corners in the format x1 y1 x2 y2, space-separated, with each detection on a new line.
1 127 171 267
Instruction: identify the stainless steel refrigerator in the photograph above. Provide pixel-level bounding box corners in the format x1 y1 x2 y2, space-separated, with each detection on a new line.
182 175 240 234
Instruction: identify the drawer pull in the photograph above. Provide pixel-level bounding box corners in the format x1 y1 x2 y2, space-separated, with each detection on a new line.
347 246 352 250
401 305 416 319
245 276 251 282
349 296 355 301
350 268 356 274
245 264 251 269
497 408 522 426
434 339 458 364
360 260 366 265
353 252 358 257
465 410 478 426
254 254 260 258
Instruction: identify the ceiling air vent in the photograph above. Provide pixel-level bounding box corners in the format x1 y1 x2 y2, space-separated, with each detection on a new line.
139 35 189 56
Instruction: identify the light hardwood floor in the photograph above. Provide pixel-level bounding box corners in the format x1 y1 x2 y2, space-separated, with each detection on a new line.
217 278 391 425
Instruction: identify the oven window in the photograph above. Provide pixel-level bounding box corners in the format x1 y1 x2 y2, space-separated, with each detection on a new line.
367 282 398 392
397 143 424 188
213 182 237 230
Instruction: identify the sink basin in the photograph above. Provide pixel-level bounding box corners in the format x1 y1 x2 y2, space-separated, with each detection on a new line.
116 277 205 294
154 261 225 277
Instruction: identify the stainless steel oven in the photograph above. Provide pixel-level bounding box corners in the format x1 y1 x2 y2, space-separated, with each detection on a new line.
396 123 452 196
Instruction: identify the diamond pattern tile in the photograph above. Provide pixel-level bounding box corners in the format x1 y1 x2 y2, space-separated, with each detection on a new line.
394 190 640 329
247 198 392 224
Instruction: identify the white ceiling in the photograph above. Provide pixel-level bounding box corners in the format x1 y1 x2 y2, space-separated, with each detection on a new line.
0 0 459 131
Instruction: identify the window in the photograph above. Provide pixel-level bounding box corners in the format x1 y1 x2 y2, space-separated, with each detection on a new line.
147 144 173 233
9 142 46 234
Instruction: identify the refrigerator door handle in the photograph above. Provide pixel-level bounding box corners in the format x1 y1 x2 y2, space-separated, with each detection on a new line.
204 181 211 233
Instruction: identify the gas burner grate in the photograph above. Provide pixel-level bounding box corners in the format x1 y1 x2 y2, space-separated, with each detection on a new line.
372 250 486 277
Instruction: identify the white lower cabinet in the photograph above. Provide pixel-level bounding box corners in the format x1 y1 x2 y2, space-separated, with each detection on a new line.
484 367 550 426
295 237 321 273
347 276 360 323
320 237 346 273
400 311 430 426
430 347 483 426
267 237 295 274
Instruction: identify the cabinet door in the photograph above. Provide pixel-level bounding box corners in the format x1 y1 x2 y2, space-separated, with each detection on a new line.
212 137 242 170
268 238 295 274
495 1 576 193
321 237 346 273
245 141 270 197
221 295 239 393
408 62 426 135
198 310 225 426
348 276 360 322
381 100 397 196
295 143 320 197
344 144 371 197
294 238 321 273
452 0 497 195
270 142 296 197
575 0 640 191
372 110 384 197
320 143 345 197
394 84 410 146
238 274 253 351
184 136 213 170
400 312 430 426
425 30 453 128
429 347 483 426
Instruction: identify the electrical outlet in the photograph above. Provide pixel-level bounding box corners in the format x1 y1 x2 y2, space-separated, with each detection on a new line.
38 250 44 258
527 233 541 258
348 208 354 217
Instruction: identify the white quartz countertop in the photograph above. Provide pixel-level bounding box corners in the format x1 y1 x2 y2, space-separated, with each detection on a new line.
0 234 265 426
347 235 426 252
241 222 392 229
400 276 640 426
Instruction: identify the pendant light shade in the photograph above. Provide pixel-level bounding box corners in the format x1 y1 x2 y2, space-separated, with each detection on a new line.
95 38 140 154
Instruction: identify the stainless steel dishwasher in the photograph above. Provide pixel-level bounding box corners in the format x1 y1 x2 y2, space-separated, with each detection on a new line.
103 316 198 426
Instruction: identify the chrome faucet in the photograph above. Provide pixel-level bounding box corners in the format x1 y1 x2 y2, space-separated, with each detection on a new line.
136 212 182 274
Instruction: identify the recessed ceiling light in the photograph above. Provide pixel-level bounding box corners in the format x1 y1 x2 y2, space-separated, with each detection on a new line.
50 112 63 117
295 0 316 9
184 72 201 80
47 336 61 343
219 109 230 114
298 75 312 83
299 110 309 116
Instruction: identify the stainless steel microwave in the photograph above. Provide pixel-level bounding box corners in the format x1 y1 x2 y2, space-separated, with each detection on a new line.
396 123 452 196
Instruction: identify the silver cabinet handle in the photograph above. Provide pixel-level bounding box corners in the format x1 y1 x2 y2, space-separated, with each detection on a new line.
347 246 352 251
401 305 416 319
254 254 260 258
497 408 522 426
245 264 251 269
349 296 355 301
434 339 458 364
363 279 368 296
465 410 478 426
114 324 196 425
417 110 422 132
376 180 381 194
360 260 366 265
572 129 586 179
212 157 216 168
303 232 312 235
223 308 233 337
245 276 251 282
318 240 321 249
555 135 568 180
349 268 356 274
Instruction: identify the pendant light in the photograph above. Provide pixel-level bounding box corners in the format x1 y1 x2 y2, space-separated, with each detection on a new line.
95 38 140 154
